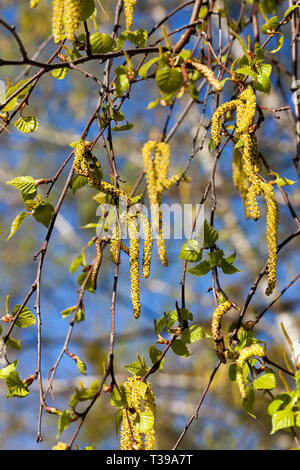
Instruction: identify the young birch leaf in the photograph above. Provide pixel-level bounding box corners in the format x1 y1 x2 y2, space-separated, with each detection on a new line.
7 212 28 240
271 409 295 434
7 176 37 200
50 68 69 80
155 67 183 93
12 305 36 328
134 411 154 433
57 410 73 438
187 260 211 276
89 33 114 53
33 202 54 228
15 116 38 133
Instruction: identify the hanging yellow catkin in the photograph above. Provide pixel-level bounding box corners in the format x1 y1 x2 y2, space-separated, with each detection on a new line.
120 376 143 450
211 300 232 362
52 0 64 44
30 0 41 7
91 238 102 290
187 59 223 92
236 87 257 135
120 376 156 450
64 0 84 41
241 132 262 221
236 343 265 400
232 149 250 219
262 182 279 296
139 212 153 279
211 99 243 147
127 213 140 319
124 0 137 31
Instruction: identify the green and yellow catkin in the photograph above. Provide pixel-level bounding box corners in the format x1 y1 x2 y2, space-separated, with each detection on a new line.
64 0 84 41
120 376 156 450
232 149 250 219
187 59 223 92
127 213 140 319
211 99 243 147
124 0 137 31
212 86 279 294
74 141 130 202
52 0 64 44
236 344 265 400
139 212 153 279
142 140 190 267
91 238 102 290
211 300 232 362
262 182 279 296
30 0 41 7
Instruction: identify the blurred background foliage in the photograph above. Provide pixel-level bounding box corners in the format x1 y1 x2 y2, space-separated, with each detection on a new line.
0 0 299 450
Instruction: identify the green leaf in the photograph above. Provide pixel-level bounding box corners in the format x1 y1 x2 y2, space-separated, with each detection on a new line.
187 260 211 276
57 410 73 438
148 345 164 371
155 66 183 94
208 249 224 268
77 271 95 293
69 254 83 273
0 360 18 379
69 384 97 408
274 176 296 187
111 122 134 132
76 357 87 375
257 63 272 77
220 260 240 274
260 0 277 14
283 5 300 19
271 409 295 434
50 68 69 80
146 98 159 110
7 212 28 240
12 305 36 328
14 116 38 133
134 411 154 433
110 386 131 408
236 67 258 80
182 325 208 343
253 370 276 390
254 43 264 62
115 410 123 435
61 306 76 318
127 29 148 48
167 308 193 329
267 393 291 416
124 361 148 377
33 202 54 228
154 314 167 335
5 371 29 398
6 337 22 350
203 220 219 248
115 74 130 96
7 176 37 200
139 57 159 78
224 251 236 265
89 33 114 53
4 80 31 111
253 74 271 94
268 34 284 54
178 240 203 262
116 32 128 50
71 175 88 194
261 15 279 34
171 339 191 357
242 387 256 418
81 0 95 21
228 363 237 382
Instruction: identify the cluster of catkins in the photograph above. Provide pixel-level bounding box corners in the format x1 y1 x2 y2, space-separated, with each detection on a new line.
142 141 191 268
211 87 279 296
211 300 266 400
110 210 153 319
74 141 153 319
120 376 156 450
42 0 85 43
